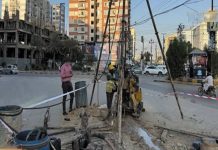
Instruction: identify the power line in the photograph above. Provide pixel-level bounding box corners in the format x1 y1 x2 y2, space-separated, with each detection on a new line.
131 0 192 27
90 0 114 105
97 0 122 80
132 0 144 9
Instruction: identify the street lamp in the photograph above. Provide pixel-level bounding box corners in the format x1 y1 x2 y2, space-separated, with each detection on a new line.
149 39 154 65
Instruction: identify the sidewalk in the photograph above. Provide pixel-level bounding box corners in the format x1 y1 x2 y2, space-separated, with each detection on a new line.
154 77 218 86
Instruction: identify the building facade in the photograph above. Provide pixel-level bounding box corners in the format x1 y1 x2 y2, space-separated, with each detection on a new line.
51 3 65 34
1 0 51 27
165 10 218 52
69 0 130 63
130 27 136 59
0 18 53 69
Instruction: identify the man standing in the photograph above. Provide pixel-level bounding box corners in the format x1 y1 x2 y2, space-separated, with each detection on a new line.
60 57 74 115
105 74 116 118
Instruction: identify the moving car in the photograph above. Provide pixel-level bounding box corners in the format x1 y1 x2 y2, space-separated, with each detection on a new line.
143 65 167 75
3 65 19 74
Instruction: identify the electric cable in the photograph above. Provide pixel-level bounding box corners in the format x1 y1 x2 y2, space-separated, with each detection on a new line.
131 0 194 27
90 0 114 105
97 0 122 80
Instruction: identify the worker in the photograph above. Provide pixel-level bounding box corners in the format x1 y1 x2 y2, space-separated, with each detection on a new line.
105 74 117 118
108 63 115 76
131 85 142 116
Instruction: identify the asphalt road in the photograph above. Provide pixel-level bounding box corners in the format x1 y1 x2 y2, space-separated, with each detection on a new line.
139 74 218 110
0 72 107 107
1 73 218 142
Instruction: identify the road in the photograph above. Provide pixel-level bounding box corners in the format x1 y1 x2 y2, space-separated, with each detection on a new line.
139 75 218 110
1 73 218 138
138 74 218 137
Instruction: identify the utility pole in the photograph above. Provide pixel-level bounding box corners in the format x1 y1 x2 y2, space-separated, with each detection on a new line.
212 0 214 11
141 36 144 72
109 17 111 55
149 39 154 65
155 44 157 64
118 0 126 145
207 0 217 74
162 33 166 64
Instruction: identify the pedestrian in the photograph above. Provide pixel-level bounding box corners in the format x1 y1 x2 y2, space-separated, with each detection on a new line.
60 57 74 115
106 74 117 118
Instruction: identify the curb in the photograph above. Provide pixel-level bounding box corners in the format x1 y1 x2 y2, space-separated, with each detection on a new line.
172 92 218 100
154 79 218 86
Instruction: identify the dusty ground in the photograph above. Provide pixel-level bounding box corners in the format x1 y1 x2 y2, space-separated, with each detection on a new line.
0 106 211 150
47 106 202 150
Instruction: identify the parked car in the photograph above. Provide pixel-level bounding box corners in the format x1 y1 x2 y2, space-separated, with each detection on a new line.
3 65 19 74
132 67 142 74
143 65 167 75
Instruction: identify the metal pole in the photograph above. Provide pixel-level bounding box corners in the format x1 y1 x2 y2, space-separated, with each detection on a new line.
212 0 214 11
149 39 154 64
118 0 126 145
140 36 144 71
97 81 99 106
162 33 166 64
155 44 157 64
90 0 113 106
146 0 184 119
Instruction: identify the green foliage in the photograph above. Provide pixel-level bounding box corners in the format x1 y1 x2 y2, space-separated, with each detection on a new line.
166 38 188 79
203 45 218 77
46 33 84 65
144 51 151 62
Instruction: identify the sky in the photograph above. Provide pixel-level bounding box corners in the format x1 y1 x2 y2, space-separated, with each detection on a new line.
131 0 217 55
50 0 217 56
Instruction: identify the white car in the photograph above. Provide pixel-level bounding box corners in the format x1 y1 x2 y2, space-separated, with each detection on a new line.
3 65 19 74
143 65 167 75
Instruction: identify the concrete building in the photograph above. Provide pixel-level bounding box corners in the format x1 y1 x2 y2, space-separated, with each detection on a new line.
51 3 65 34
1 0 51 27
165 10 218 52
69 0 131 63
130 27 136 59
0 18 53 69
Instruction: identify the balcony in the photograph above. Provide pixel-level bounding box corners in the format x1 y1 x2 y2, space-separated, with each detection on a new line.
78 14 86 18
78 30 86 34
78 21 86 25
78 0 85 1
78 6 86 10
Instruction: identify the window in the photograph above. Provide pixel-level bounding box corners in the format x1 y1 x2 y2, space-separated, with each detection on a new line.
91 29 94 33
81 27 85 31
91 37 94 41
91 5 94 9
81 35 84 40
91 13 94 17
91 21 94 24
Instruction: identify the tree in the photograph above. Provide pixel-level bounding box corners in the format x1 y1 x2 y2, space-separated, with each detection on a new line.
166 39 188 79
31 34 45 65
144 51 151 63
47 33 63 69
62 39 84 63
